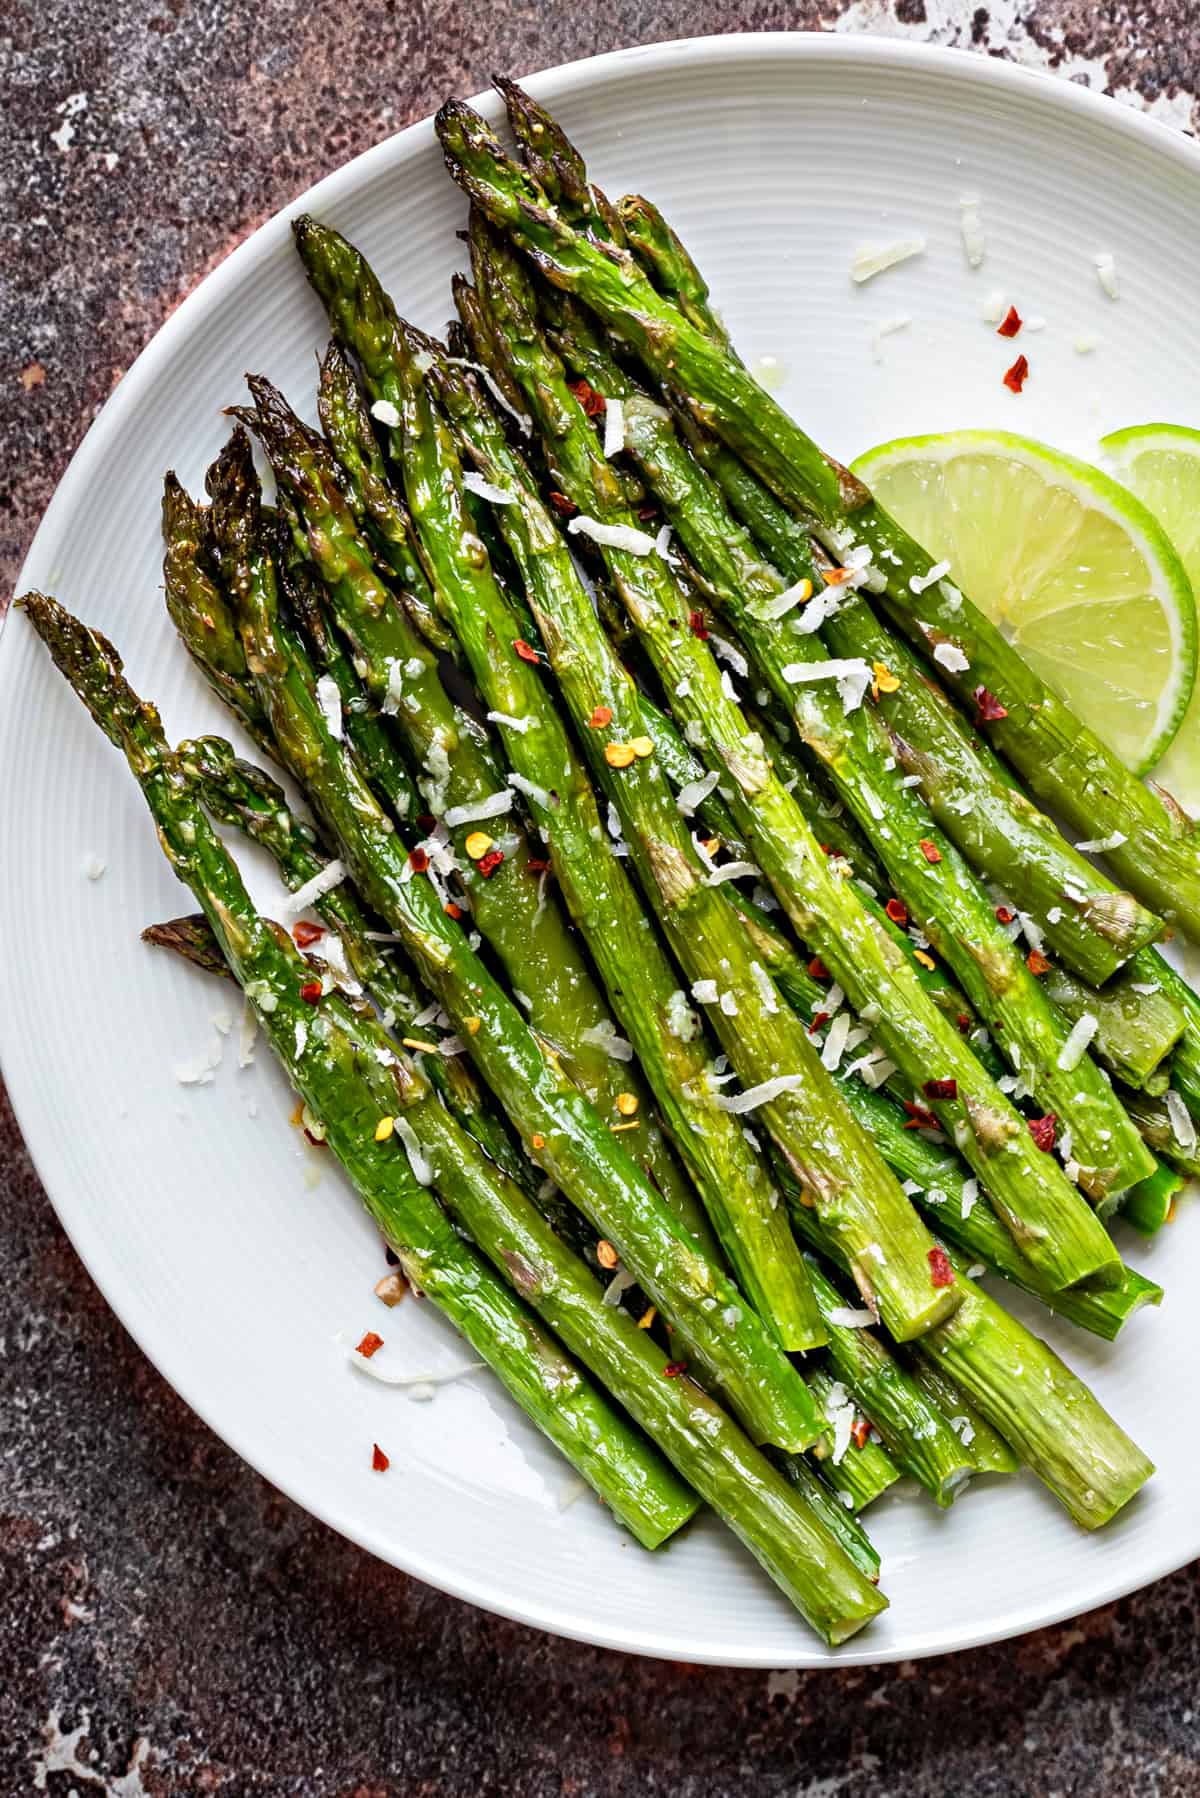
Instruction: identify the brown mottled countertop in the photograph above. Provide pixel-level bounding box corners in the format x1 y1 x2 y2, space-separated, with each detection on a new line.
4 4 1200 1791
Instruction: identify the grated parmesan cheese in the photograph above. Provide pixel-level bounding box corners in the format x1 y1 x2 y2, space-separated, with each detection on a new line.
675 769 720 817
870 314 911 361
829 1306 874 1329
850 237 926 284
933 641 970 674
1074 830 1126 855
462 471 516 505
394 1117 433 1185
749 960 779 1016
443 789 514 829
315 674 344 741
507 772 554 812
602 395 625 458
782 657 873 715
1166 1090 1197 1154
910 561 951 595
487 710 534 733
284 859 347 917
959 194 985 268
580 1020 634 1062
714 1073 804 1114
568 514 656 555
1094 251 1119 299
1057 1012 1098 1072
370 399 401 428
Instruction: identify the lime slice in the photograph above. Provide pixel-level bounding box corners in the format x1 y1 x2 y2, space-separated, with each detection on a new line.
852 429 1196 776
1101 424 1200 809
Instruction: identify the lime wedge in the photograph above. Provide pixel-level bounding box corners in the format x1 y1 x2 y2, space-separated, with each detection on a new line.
852 429 1196 776
1101 424 1200 809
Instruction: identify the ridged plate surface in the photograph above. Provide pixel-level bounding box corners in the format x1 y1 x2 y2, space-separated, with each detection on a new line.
3 34 1199 1667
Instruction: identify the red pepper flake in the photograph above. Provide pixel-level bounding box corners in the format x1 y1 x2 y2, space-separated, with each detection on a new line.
589 705 614 729
408 846 430 874
526 857 551 874
918 839 942 864
688 610 710 640
956 1012 972 1035
851 1417 872 1450
995 904 1016 924
974 685 1009 723
513 638 540 664
924 1078 958 1102
568 377 606 418
415 812 437 833
1028 1113 1057 1152
662 1360 688 1378
548 490 577 518
1026 948 1051 976
372 1443 390 1472
477 849 505 878
292 919 326 948
444 901 463 920
928 1246 955 1289
808 1011 830 1035
1003 353 1029 394
996 305 1023 338
808 956 829 980
903 1100 939 1131
885 897 909 928
356 1331 384 1359
637 502 658 524
299 979 323 1004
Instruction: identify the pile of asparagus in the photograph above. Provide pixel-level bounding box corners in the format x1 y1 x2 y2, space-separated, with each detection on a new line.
28 78 1200 1646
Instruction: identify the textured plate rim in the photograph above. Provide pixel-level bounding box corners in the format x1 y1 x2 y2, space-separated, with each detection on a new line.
4 30 1200 1668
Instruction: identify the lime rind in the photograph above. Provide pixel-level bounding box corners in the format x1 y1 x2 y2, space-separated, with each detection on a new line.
1100 422 1200 805
853 428 1197 776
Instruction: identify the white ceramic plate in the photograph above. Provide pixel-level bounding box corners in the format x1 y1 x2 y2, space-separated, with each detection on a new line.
4 33 1199 1668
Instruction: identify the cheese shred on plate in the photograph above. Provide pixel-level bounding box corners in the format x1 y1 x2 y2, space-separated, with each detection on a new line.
850 237 926 284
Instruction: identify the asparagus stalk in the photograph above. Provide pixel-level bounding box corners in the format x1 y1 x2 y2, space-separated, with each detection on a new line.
446 248 965 1345
1118 1156 1182 1237
237 376 705 1241
552 310 1155 1206
291 236 824 1346
902 1356 1019 1478
776 1452 882 1582
436 96 1200 940
162 474 274 754
797 1191 1152 1528
315 340 458 660
194 429 823 1453
918 1252 1154 1528
20 592 699 1553
466 216 1122 1296
801 1256 978 1506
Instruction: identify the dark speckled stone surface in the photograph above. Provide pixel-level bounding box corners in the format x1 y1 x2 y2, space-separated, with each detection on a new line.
4 5 1200 1792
